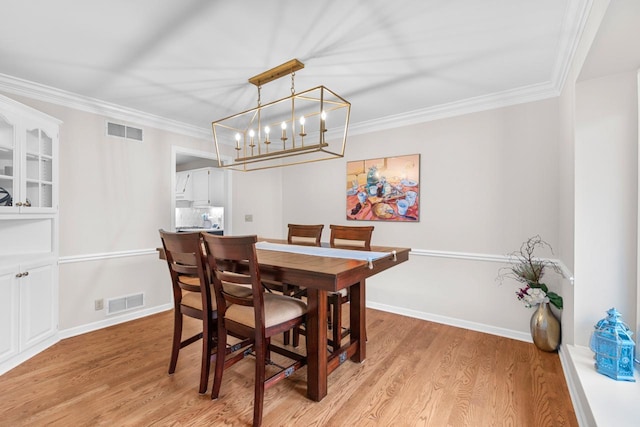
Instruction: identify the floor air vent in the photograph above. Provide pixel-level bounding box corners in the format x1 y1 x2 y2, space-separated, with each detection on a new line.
107 293 144 315
106 121 144 141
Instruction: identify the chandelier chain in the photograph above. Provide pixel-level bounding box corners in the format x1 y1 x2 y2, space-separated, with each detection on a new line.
291 72 295 95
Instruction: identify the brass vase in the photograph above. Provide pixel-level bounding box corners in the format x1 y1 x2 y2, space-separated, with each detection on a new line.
530 301 560 352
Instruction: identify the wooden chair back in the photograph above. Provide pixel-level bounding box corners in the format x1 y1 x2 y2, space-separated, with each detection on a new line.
327 225 375 352
159 229 212 318
287 223 324 246
329 224 374 250
201 234 265 335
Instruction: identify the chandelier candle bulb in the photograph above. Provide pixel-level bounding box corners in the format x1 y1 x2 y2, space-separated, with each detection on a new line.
299 116 306 135
249 129 255 147
234 133 241 150
320 110 327 133
264 126 270 144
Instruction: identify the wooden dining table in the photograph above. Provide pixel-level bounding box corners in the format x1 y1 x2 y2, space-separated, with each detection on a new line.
158 237 410 402
254 240 410 401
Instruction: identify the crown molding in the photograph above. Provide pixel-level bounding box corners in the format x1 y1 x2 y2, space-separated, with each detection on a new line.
0 69 561 142
551 0 593 92
348 81 560 136
0 73 211 141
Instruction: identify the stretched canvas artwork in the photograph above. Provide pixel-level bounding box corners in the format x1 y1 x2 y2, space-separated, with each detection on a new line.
346 154 420 222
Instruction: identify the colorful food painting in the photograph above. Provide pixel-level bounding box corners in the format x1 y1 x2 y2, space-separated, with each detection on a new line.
346 154 420 222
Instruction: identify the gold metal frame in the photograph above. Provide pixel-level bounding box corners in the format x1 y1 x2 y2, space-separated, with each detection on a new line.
212 59 350 172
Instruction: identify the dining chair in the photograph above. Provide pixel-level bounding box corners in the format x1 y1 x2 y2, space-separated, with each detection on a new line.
287 223 324 246
285 224 323 344
159 229 216 394
262 224 323 345
327 224 374 352
201 233 308 427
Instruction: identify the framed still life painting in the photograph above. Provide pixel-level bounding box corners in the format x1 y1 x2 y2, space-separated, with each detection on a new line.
346 154 420 222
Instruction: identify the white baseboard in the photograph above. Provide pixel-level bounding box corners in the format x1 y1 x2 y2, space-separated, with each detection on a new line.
1 304 173 377
366 300 532 342
0 334 60 376
58 303 173 339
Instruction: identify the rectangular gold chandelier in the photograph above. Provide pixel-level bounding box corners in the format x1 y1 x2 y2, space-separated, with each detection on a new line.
212 59 351 172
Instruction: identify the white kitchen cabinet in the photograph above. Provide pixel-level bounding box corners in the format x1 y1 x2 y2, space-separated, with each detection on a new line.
0 257 57 367
0 95 60 213
191 167 225 207
175 170 193 201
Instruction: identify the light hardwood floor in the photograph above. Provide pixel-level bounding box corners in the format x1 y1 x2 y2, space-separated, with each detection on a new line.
0 308 577 426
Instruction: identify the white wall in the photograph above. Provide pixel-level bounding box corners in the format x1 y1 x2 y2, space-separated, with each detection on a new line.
229 168 284 239
281 98 565 339
557 83 577 345
574 70 638 346
553 0 611 347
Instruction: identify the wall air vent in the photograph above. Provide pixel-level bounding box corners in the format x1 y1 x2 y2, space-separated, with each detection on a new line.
106 293 145 315
106 121 144 141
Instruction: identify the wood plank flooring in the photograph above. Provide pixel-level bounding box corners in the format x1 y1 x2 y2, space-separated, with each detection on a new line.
0 308 577 426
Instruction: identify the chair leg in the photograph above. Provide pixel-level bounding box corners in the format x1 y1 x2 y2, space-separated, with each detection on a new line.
266 337 271 363
253 337 266 427
281 283 296 346
169 310 182 374
211 324 227 400
292 325 301 347
331 295 341 353
199 319 213 394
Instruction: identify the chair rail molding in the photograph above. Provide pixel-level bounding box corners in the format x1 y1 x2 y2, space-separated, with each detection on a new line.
409 248 574 284
59 248 159 264
58 247 574 285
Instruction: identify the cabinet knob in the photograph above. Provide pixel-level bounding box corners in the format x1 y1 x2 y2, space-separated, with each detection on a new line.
16 272 23 278
15 201 23 207
24 199 31 207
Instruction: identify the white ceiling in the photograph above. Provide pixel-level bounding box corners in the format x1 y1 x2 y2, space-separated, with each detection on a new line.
0 0 591 134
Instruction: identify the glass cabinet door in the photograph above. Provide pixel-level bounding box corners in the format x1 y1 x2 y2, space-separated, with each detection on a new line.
24 127 54 209
0 114 17 211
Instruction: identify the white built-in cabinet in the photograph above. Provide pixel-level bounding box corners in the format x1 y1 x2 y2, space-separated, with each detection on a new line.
0 102 58 213
0 258 56 364
175 170 193 201
0 94 60 374
191 167 224 207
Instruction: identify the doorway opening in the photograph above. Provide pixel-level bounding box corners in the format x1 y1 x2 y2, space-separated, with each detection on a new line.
171 146 232 233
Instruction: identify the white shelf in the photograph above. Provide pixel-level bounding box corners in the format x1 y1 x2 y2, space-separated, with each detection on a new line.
565 345 640 426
